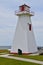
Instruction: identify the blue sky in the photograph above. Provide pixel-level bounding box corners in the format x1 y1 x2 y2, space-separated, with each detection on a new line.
0 0 43 46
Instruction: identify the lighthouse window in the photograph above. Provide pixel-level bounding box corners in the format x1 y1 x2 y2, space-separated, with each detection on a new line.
21 6 24 11
29 24 31 31
27 23 31 31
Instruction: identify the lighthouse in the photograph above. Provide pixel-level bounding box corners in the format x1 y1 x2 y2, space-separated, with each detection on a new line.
11 4 37 54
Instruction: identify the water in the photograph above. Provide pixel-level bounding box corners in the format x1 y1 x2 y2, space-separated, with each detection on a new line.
0 46 11 49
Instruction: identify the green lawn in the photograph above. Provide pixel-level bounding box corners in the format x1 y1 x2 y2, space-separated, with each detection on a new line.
0 57 40 65
10 54 43 61
0 50 43 61
0 50 10 54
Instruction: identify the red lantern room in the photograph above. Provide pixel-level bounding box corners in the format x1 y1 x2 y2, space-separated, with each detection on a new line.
15 4 34 16
19 4 30 12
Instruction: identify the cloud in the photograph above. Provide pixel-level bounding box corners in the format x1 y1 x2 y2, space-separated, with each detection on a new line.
0 0 25 10
31 11 43 46
0 2 18 46
32 11 43 26
0 27 15 46
0 7 18 28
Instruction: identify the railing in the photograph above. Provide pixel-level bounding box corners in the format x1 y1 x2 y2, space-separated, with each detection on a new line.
15 10 34 16
15 10 29 13
30 11 34 15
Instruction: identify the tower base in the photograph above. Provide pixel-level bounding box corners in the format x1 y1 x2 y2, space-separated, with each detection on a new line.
10 52 32 55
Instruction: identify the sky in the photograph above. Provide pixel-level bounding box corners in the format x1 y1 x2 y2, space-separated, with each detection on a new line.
0 0 43 47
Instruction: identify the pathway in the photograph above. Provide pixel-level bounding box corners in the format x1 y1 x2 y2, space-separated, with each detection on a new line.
0 54 43 65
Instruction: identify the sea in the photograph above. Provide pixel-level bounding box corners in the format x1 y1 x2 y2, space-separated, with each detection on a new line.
0 46 11 50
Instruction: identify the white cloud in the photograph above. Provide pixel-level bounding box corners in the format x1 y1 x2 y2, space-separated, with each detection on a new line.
0 7 18 27
0 3 18 46
32 11 43 26
0 27 15 46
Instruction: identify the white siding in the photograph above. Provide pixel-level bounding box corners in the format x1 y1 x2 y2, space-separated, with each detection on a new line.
11 12 37 53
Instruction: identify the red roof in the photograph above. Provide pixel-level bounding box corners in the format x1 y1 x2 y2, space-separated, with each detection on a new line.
19 4 30 8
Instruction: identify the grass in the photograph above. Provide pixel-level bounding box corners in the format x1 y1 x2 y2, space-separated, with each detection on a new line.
0 49 10 54
0 50 43 61
10 54 43 61
0 57 40 65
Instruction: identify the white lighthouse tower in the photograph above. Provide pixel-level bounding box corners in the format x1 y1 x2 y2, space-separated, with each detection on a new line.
11 4 37 54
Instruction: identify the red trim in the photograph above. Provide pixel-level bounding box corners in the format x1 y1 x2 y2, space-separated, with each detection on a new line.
10 52 32 55
10 52 17 54
22 53 32 55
